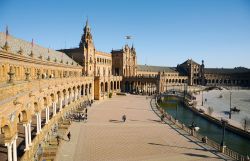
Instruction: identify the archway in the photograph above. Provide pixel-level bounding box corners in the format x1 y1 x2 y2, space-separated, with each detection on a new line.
105 82 108 92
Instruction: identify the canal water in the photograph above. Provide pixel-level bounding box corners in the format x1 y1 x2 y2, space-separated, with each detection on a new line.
161 96 250 156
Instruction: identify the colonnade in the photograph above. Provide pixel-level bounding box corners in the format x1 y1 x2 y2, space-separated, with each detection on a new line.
3 82 93 161
5 135 18 161
100 81 121 93
124 81 158 95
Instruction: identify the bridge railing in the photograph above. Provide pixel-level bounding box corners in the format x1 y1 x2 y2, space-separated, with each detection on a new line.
163 90 194 100
152 96 248 161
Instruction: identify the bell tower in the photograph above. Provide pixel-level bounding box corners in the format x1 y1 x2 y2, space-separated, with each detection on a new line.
200 60 205 85
131 44 137 76
79 19 95 76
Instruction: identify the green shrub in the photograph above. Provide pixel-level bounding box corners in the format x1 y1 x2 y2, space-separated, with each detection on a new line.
109 92 113 98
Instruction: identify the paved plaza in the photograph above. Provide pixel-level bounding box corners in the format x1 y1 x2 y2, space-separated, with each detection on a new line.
56 95 230 161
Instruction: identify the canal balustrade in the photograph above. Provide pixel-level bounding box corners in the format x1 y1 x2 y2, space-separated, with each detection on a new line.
151 92 249 161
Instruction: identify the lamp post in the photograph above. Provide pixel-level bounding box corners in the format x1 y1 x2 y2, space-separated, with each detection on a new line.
229 91 232 119
190 121 199 136
175 104 178 120
202 90 204 106
220 118 228 153
183 80 188 101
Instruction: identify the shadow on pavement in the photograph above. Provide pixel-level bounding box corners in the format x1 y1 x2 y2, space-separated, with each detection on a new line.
109 119 124 123
147 119 162 123
148 142 217 153
183 152 220 159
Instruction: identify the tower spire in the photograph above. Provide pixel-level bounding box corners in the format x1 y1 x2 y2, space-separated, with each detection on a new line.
79 18 93 48
86 16 89 27
131 43 134 49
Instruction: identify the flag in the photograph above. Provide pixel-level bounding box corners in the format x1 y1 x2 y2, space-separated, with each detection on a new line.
125 36 132 39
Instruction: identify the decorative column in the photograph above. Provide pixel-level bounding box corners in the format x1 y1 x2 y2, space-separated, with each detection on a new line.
74 89 77 101
23 123 29 151
63 94 66 107
53 102 56 116
13 135 18 161
77 89 79 100
39 112 42 132
86 87 89 97
5 142 12 161
28 121 32 146
72 91 75 101
68 93 71 104
59 97 63 111
45 106 49 124
66 93 69 105
78 88 81 99
36 113 40 134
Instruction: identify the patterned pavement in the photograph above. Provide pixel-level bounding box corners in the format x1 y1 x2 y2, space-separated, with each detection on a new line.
55 95 231 161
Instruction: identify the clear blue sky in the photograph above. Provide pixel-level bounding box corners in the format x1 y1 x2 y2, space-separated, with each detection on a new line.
1 0 250 68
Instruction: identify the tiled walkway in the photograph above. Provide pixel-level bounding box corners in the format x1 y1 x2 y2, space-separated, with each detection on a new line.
55 95 231 161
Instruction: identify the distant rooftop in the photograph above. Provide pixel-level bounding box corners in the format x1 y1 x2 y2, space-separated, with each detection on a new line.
0 32 80 67
205 67 250 74
181 59 200 66
96 51 111 57
137 65 177 73
111 49 123 53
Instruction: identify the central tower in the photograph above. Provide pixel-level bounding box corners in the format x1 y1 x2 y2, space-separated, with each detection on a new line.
79 19 95 76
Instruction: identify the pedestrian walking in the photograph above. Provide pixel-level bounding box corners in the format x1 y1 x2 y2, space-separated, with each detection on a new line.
67 131 71 141
85 113 88 122
122 114 126 122
160 114 164 122
56 135 60 145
